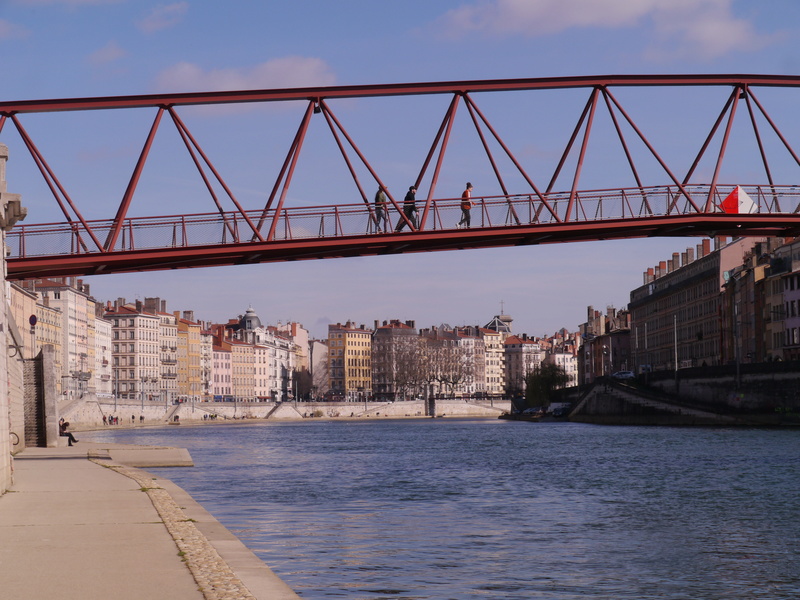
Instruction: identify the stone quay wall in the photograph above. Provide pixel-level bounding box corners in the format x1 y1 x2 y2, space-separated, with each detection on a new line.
62 396 511 428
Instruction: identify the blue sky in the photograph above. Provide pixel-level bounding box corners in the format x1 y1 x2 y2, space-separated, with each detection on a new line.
2 1 799 338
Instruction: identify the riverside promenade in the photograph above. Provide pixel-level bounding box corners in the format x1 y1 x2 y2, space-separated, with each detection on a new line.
0 443 300 600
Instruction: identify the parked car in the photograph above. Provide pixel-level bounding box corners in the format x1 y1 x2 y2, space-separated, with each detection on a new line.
611 370 636 380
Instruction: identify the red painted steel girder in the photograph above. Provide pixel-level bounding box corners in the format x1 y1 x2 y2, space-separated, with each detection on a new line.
2 74 800 114
8 212 800 280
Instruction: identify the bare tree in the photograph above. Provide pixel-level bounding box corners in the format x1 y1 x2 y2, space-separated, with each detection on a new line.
373 334 423 401
436 342 471 397
312 358 329 398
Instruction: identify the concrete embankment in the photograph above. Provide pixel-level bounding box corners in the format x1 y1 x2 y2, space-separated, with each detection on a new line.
62 398 510 428
0 443 301 600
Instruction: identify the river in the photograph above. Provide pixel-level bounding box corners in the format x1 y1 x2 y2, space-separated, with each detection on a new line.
82 418 800 599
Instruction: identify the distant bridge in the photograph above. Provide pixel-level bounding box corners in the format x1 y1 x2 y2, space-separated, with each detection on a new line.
3 74 800 279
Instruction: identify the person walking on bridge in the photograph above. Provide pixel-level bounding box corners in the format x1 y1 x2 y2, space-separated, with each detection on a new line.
374 185 388 233
395 185 418 232
458 182 474 228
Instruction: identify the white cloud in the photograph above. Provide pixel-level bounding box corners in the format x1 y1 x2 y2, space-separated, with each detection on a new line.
153 57 337 93
0 19 29 40
88 40 127 65
440 0 649 36
646 1 776 60
437 0 775 60
137 2 189 34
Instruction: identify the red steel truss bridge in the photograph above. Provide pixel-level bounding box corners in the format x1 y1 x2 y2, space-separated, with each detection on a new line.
4 74 800 280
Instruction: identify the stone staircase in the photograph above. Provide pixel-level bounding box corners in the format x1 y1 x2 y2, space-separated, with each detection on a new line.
570 379 746 426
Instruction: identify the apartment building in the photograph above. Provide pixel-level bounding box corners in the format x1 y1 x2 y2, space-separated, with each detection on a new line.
328 322 372 401
176 311 203 402
629 237 766 372
93 305 113 396
143 299 179 405
504 334 544 397
9 283 42 361
29 278 98 399
372 319 417 402
225 338 255 402
106 301 160 403
212 345 232 400
479 327 505 400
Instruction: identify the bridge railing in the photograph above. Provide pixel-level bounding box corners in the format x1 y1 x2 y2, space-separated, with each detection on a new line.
7 184 800 258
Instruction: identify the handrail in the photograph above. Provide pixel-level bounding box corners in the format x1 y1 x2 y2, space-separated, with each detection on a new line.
6 184 800 259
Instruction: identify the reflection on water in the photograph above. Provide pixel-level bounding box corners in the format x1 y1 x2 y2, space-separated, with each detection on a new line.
84 419 800 599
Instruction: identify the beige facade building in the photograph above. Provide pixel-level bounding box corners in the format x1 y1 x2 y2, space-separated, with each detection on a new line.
328 322 372 401
176 311 203 402
225 339 255 402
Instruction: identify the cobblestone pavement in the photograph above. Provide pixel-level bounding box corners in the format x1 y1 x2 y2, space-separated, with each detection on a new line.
103 462 257 600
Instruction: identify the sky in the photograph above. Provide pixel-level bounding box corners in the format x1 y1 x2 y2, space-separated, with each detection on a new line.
2 0 799 339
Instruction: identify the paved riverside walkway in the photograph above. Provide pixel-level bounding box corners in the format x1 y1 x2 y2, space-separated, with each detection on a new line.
0 443 300 600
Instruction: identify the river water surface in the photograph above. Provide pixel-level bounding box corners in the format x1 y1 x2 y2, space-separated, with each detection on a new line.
83 419 800 599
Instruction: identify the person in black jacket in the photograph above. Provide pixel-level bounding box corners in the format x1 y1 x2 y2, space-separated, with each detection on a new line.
59 418 78 446
395 185 418 232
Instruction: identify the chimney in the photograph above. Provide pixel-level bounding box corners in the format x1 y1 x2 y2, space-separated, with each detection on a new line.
681 251 687 267
135 299 142 313
161 300 167 313
183 310 195 322
672 252 680 272
702 239 711 257
687 247 694 263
